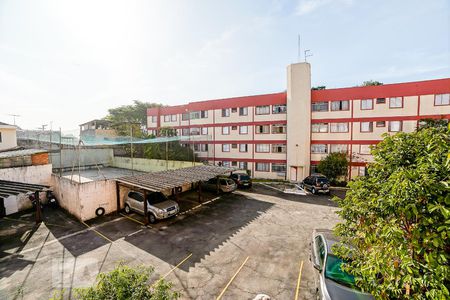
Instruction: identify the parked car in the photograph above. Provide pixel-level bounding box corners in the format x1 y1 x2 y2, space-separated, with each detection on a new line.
201 177 237 193
311 229 373 300
124 191 179 223
230 172 252 188
301 174 330 195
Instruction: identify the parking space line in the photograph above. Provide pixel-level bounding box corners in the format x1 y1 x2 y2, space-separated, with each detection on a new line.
119 213 146 226
216 256 250 300
81 221 113 243
179 196 221 216
294 260 304 300
161 253 193 279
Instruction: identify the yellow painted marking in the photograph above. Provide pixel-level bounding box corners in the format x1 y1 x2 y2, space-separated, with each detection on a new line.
294 260 304 300
81 221 113 243
216 256 250 300
119 213 146 226
161 253 193 279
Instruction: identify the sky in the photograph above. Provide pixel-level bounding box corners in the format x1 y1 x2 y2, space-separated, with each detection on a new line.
0 0 449 132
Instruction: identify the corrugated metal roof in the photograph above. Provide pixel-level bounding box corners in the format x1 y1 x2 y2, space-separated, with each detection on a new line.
116 165 238 192
0 180 49 198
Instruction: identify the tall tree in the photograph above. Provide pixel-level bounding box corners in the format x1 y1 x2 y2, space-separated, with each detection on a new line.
361 80 383 86
333 126 449 299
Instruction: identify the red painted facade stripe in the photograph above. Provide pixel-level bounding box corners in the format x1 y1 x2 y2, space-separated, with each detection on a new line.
202 157 287 163
148 119 287 130
311 78 450 102
147 92 287 116
311 160 368 167
311 114 450 124
181 140 287 144
311 140 381 145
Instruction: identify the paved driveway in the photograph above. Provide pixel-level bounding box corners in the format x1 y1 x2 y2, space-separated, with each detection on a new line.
0 184 340 300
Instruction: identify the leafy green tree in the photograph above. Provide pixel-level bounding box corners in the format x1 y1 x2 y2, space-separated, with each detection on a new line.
361 80 383 86
312 85 326 90
417 118 448 131
73 263 180 300
333 126 449 299
317 152 348 183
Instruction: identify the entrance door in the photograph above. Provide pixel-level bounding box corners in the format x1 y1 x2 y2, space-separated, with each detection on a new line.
290 167 297 182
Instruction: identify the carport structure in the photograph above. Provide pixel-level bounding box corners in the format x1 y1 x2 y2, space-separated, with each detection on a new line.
115 165 237 224
0 180 49 222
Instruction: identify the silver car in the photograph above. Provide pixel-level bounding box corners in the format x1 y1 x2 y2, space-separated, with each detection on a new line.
124 191 179 223
201 177 237 193
311 229 373 300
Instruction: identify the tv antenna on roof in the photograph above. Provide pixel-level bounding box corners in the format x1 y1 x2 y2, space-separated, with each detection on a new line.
7 114 20 126
304 50 313 62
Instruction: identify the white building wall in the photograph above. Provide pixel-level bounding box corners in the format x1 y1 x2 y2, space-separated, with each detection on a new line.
0 127 17 151
0 164 52 185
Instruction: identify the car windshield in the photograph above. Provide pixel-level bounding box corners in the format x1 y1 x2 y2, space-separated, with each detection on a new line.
147 193 167 205
317 177 329 184
239 175 250 180
325 254 356 288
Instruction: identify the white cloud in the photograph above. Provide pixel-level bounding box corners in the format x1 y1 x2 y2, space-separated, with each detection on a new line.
295 0 353 15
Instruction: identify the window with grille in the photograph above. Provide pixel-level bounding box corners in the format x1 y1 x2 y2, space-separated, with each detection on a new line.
255 105 270 115
330 100 349 111
312 102 329 112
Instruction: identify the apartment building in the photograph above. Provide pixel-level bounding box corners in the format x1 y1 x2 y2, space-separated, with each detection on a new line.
148 63 450 180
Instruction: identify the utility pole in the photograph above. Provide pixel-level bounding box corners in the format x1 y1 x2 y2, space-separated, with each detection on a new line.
59 127 62 177
7 114 20 126
130 124 134 175
165 138 168 170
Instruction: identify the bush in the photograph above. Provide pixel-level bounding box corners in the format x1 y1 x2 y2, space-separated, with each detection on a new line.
51 263 180 300
317 152 349 184
333 127 449 299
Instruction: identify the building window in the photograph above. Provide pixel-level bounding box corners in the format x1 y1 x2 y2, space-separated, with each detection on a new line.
222 161 231 167
312 101 329 112
360 122 373 132
164 115 170 122
376 121 386 127
310 165 319 174
255 162 270 172
182 113 189 121
389 97 403 108
239 107 248 116
182 128 189 136
271 144 286 153
330 144 348 153
222 126 230 135
359 145 371 155
358 166 367 177
194 144 208 152
201 110 208 118
330 122 349 133
255 125 270 134
376 98 386 104
171 114 177 122
389 121 402 132
231 144 238 149
239 126 248 134
255 105 270 115
231 108 237 113
435 94 450 106
231 161 238 167
222 108 230 117
151 116 157 123
330 100 349 111
239 162 248 170
272 104 287 114
255 144 270 153
311 144 327 154
272 124 286 134
201 127 208 135
361 99 373 110
231 126 237 130
272 163 286 173
190 128 200 135
239 144 248 152
312 123 328 133
222 144 230 152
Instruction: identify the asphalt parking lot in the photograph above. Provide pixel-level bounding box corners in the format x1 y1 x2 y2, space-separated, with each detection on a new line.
0 184 341 300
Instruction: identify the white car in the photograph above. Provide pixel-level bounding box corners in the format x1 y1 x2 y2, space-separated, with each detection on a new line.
124 191 179 223
201 177 237 193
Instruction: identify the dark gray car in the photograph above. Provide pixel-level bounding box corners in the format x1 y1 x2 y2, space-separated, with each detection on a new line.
311 229 373 300
301 174 330 195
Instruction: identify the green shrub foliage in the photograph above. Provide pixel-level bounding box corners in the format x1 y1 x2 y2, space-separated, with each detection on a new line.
333 126 449 299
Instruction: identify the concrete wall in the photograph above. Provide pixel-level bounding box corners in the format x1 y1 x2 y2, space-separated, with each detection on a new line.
0 127 17 151
112 156 202 172
51 174 117 221
286 63 311 181
50 148 114 169
0 164 52 185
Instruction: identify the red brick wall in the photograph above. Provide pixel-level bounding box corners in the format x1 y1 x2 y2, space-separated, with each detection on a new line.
31 153 49 165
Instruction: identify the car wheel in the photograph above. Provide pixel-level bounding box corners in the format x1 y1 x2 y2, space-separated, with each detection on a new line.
311 187 316 195
148 213 156 224
124 204 131 214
